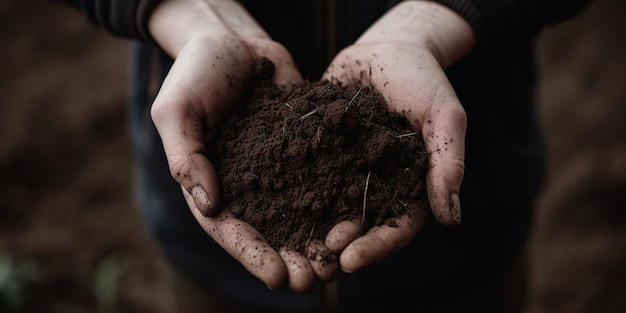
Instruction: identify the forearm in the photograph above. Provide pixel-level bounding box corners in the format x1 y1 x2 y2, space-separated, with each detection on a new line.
425 0 591 52
359 1 475 69
148 0 270 57
373 0 591 67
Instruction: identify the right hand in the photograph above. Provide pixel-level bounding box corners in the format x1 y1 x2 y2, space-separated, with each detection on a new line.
148 0 336 293
321 0 475 273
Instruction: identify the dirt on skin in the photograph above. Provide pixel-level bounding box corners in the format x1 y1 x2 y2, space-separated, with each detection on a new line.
210 59 430 255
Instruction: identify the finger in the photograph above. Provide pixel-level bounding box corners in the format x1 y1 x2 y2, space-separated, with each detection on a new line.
325 219 363 252
174 150 221 217
306 239 339 282
209 1 303 86
262 44 302 86
247 38 303 86
272 58 303 86
339 212 425 273
279 249 316 294
423 101 466 225
183 189 288 289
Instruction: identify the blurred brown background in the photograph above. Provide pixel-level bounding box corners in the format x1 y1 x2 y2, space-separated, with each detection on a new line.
0 1 624 312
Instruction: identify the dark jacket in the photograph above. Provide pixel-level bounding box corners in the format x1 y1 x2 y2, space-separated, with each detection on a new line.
59 0 590 63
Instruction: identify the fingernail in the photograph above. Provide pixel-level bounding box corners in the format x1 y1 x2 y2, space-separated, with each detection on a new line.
449 193 461 224
191 185 212 216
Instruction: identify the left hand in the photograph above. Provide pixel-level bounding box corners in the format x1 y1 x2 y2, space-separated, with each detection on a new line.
321 0 475 273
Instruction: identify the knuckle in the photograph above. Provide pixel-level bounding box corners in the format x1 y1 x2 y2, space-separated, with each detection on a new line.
440 158 465 197
167 155 188 184
450 157 465 174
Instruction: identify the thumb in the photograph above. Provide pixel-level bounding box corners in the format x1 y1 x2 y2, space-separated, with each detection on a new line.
150 82 224 217
154 115 221 216
423 101 466 225
148 42 254 216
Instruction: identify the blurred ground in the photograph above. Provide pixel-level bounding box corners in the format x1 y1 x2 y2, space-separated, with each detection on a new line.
531 1 626 311
0 1 624 312
0 2 169 312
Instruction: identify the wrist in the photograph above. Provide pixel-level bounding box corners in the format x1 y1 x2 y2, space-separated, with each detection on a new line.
148 0 220 56
409 1 475 67
359 1 475 68
148 0 268 57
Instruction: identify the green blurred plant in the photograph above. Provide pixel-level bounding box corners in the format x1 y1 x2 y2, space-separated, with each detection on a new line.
93 254 122 313
72 253 123 313
0 252 40 311
0 251 124 313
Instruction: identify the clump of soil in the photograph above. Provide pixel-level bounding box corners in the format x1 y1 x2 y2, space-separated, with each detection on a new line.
210 60 429 254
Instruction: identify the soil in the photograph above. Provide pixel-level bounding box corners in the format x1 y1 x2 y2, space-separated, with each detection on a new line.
211 61 428 253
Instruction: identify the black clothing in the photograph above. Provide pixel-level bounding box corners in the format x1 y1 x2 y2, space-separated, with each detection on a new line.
60 0 590 57
56 0 158 40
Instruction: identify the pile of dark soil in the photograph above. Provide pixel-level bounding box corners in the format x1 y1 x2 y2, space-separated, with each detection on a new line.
210 61 429 254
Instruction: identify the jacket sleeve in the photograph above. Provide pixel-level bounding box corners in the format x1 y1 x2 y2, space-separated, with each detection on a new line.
54 0 161 41
428 0 591 53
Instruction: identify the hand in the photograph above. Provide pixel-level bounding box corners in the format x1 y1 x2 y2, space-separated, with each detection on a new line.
148 0 334 293
322 1 475 272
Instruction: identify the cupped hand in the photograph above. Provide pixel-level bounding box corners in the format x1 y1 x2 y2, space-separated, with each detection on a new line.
148 0 336 293
321 1 475 273
182 187 338 293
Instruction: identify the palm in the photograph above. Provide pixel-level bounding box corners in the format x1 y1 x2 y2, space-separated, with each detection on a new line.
152 34 336 293
322 40 466 272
